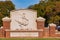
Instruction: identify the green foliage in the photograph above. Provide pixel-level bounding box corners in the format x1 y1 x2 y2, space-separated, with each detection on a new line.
48 15 60 23
28 0 60 26
0 1 15 26
28 1 46 17
48 0 60 2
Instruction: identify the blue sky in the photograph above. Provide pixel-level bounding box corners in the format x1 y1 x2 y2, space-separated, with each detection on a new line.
11 0 40 9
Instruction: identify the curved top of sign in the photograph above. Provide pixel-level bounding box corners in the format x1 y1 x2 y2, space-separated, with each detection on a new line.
10 9 37 13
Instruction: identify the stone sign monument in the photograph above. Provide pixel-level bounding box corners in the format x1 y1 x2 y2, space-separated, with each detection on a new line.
1 9 60 38
10 9 38 37
10 9 37 30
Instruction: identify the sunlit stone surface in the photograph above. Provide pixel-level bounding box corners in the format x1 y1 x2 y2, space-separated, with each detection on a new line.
10 9 38 37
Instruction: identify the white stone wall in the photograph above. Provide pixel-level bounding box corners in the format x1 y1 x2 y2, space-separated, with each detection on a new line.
10 9 38 37
10 32 38 37
10 9 37 30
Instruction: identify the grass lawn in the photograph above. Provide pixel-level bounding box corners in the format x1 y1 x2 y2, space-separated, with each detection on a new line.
0 38 60 40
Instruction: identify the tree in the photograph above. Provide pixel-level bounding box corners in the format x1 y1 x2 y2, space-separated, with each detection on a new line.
28 0 60 26
0 1 15 26
28 1 46 17
48 15 60 26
